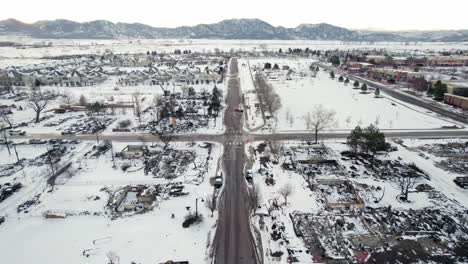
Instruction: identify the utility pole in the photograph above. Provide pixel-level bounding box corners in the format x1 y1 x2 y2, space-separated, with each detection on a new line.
110 140 116 168
13 144 20 163
195 198 198 219
46 146 56 178
1 128 11 155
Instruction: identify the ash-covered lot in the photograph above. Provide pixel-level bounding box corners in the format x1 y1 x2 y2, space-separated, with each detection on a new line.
0 139 223 264
247 138 468 264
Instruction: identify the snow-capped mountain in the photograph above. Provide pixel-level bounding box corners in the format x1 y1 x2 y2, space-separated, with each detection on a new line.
0 18 467 41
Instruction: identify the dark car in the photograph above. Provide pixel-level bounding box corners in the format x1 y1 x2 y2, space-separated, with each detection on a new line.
454 177 468 189
245 170 253 182
61 130 76 135
0 216 5 225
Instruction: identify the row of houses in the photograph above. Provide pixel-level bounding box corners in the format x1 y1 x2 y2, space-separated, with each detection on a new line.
2 66 108 87
346 62 423 82
362 55 468 67
104 53 226 68
118 65 222 86
443 81 468 110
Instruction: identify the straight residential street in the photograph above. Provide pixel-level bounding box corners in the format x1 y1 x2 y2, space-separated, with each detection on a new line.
213 58 258 264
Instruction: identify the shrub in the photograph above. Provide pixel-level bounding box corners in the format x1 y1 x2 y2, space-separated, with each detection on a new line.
118 119 132 128
182 212 203 228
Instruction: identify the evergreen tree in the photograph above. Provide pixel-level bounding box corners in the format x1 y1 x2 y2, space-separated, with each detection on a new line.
432 80 447 99
353 80 360 88
361 124 386 162
361 83 368 93
375 87 381 97
329 55 341 66
347 126 363 154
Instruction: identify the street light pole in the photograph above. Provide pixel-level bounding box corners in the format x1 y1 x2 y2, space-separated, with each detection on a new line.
195 198 198 219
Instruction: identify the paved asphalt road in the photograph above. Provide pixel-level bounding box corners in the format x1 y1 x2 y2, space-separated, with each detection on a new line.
213 58 258 264
15 129 468 143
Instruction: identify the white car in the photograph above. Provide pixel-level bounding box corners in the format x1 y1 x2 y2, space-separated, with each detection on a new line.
214 177 223 188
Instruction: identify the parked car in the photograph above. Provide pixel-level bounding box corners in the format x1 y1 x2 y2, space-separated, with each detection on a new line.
8 130 26 136
0 216 5 225
61 130 76 135
245 170 253 182
454 177 468 189
29 139 47 144
214 177 223 188
214 171 224 188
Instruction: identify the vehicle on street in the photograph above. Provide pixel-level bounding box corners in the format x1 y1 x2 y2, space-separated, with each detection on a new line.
29 139 47 144
8 130 26 136
454 177 468 188
214 171 223 188
61 130 76 135
245 169 253 182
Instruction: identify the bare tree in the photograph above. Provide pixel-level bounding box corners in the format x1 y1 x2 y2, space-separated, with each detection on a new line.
269 93 282 116
61 91 76 108
0 111 13 128
79 94 87 106
132 91 142 126
27 93 50 123
151 94 164 124
0 124 11 155
278 182 294 205
394 174 419 202
106 251 119 264
248 183 262 215
304 104 337 144
268 141 282 162
89 115 106 144
255 74 282 118
370 187 386 203
205 193 217 217
156 128 174 149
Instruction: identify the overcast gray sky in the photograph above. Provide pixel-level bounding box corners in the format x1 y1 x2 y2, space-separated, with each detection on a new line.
2 0 468 30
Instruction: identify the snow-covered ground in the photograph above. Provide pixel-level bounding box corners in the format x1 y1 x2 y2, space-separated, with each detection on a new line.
1 37 467 59
0 141 223 264
242 58 462 132
247 138 468 263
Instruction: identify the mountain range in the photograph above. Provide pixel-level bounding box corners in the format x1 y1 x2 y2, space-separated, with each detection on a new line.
0 18 467 42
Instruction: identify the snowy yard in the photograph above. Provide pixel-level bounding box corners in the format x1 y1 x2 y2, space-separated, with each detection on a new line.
241 58 462 132
0 141 223 264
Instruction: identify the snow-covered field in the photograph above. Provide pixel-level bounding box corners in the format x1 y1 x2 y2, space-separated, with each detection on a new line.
240 58 461 132
1 37 467 60
0 141 222 264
